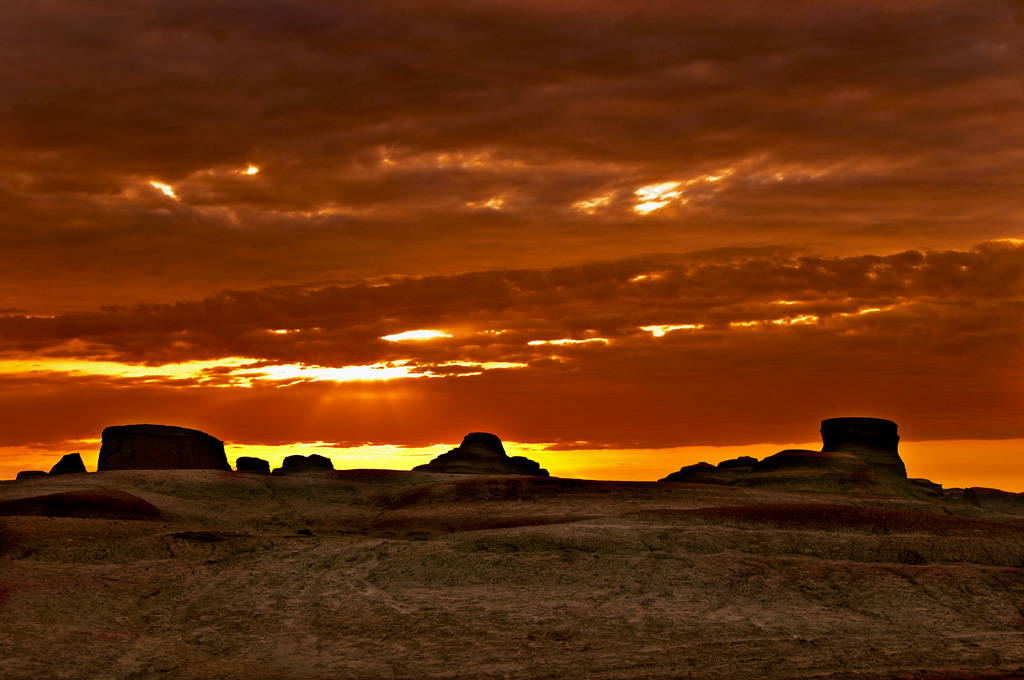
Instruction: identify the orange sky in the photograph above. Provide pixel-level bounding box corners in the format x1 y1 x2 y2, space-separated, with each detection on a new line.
0 1 1022 487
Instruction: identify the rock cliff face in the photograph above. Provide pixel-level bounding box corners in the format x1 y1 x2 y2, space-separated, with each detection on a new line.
97 425 230 472
413 433 549 476
820 417 906 478
49 453 86 476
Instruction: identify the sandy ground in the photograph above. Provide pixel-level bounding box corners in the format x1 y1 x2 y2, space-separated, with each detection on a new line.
2 470 1024 680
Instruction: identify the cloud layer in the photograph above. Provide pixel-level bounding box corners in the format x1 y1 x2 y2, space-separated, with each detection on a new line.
1 242 1020 451
1 1 1022 313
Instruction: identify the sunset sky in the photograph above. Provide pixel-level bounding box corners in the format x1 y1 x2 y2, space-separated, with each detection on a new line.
1 1 1022 487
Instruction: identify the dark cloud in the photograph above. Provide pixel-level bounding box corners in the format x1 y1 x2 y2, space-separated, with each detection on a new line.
0 1 1021 312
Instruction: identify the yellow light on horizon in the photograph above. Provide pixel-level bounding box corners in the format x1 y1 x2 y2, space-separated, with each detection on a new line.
382 330 452 342
149 181 178 200
244 166 259 175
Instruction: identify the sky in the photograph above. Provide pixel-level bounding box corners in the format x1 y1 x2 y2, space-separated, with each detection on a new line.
1 0 1022 487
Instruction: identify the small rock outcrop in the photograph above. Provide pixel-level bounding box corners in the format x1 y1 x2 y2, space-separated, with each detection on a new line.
820 417 906 478
235 456 271 475
97 424 230 472
413 433 549 476
49 453 87 476
272 454 334 475
717 456 758 470
16 470 47 480
660 462 718 482
909 478 943 496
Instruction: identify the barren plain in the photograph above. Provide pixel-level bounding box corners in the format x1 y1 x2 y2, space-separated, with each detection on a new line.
2 470 1024 680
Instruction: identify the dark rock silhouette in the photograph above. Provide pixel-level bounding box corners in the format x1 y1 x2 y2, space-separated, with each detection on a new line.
754 449 867 473
0 489 161 520
717 456 758 470
820 417 906 478
272 454 334 475
659 417 916 495
15 471 47 480
235 456 271 475
909 478 943 496
413 433 549 476
97 424 230 472
49 453 87 476
659 462 718 482
963 488 982 507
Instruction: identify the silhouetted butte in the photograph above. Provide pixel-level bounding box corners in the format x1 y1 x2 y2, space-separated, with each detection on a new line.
414 433 549 476
97 425 230 471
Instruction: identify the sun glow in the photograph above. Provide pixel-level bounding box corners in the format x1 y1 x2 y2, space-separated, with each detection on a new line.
528 338 610 346
244 166 259 175
574 196 612 214
633 182 683 214
233 361 423 385
149 181 178 199
382 330 452 342
641 324 704 337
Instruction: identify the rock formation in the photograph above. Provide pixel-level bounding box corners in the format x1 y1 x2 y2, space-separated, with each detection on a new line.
820 417 906 478
413 433 549 476
659 462 719 482
97 425 230 472
660 417 914 495
717 456 758 470
272 454 334 475
48 453 87 476
235 456 271 475
15 471 47 480
909 478 943 496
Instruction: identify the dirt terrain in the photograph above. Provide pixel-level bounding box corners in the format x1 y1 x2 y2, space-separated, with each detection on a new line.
2 470 1024 680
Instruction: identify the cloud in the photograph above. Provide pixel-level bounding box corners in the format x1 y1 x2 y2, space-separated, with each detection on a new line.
0 1 1021 313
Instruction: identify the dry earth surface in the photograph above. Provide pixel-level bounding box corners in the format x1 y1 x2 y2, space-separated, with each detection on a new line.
2 470 1024 680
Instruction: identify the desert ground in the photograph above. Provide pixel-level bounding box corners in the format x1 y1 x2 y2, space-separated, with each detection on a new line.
2 470 1024 680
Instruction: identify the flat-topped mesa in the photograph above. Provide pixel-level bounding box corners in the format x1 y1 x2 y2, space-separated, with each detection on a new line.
820 417 906 478
272 454 334 475
97 425 230 472
413 432 549 476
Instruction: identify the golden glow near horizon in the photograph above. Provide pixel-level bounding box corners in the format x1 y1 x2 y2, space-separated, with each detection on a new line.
244 166 259 175
233 361 423 385
149 181 178 199
633 181 684 214
641 324 705 337
0 354 529 389
0 357 252 382
382 329 453 342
